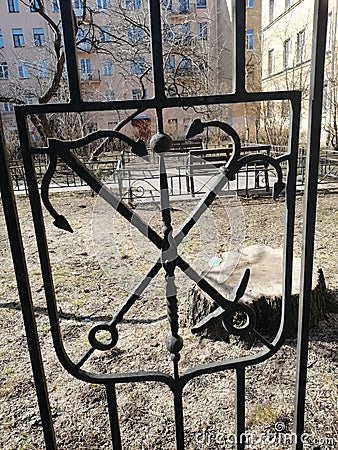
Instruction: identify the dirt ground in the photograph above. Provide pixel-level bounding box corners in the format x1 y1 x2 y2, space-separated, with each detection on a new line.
0 189 337 449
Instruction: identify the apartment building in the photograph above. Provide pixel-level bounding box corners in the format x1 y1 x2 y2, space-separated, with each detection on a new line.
0 0 235 145
0 0 60 141
261 0 337 145
231 0 262 142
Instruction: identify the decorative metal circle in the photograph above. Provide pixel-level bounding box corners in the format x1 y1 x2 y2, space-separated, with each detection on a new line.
222 304 256 337
88 322 118 351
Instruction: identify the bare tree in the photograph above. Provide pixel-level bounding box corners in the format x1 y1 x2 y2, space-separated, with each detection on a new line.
0 0 232 158
258 11 313 146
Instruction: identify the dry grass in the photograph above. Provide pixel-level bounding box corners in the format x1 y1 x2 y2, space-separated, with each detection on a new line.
0 190 337 449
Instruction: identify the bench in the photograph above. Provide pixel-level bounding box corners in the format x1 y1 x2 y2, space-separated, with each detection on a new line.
186 147 232 195
186 145 271 196
171 138 203 152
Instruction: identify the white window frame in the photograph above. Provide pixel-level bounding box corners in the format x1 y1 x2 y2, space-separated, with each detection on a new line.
18 61 29 79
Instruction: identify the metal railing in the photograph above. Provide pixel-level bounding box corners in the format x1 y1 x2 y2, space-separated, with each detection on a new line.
10 144 338 197
0 1 329 449
271 145 338 185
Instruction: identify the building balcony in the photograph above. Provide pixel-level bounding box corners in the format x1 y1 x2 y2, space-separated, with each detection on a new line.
80 70 101 83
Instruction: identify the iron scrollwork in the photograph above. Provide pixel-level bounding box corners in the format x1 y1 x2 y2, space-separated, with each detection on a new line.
31 119 289 384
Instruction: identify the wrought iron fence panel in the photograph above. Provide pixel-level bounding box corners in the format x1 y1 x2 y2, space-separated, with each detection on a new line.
0 0 329 449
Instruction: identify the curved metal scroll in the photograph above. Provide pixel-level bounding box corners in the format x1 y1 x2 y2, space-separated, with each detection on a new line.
29 120 293 389
39 130 148 232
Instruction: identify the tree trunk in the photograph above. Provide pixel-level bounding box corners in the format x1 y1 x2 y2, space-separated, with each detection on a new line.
182 245 329 342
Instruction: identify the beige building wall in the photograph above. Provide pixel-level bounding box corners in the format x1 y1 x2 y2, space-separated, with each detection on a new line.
261 0 337 144
0 0 59 134
0 0 233 145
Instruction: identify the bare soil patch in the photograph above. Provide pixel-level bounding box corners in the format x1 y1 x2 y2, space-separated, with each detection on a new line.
0 190 337 449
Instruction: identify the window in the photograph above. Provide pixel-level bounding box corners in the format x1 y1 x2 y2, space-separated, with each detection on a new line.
283 38 290 69
0 30 4 48
80 58 92 79
269 0 274 22
78 27 90 50
167 118 178 131
165 55 175 73
18 61 29 79
126 0 142 9
30 0 40 11
246 29 254 50
34 28 45 46
162 0 172 10
105 91 116 101
130 57 145 75
197 22 207 40
296 29 305 63
100 26 110 42
196 0 206 8
178 56 192 75
246 0 254 7
74 0 84 16
52 0 59 11
0 62 9 79
7 0 19 12
128 26 144 43
164 24 174 42
97 0 108 9
102 58 113 76
181 23 191 43
268 49 274 75
179 0 189 13
38 60 49 77
3 102 14 112
12 29 25 47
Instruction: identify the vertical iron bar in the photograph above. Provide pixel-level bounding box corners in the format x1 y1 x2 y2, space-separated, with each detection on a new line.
0 115 57 449
59 0 82 103
293 1 328 449
235 366 246 450
233 0 246 94
148 0 166 100
148 0 166 132
281 94 301 339
174 388 185 450
16 113 73 377
106 384 122 450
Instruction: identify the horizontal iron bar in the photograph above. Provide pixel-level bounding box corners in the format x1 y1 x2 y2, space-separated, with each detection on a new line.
15 91 302 116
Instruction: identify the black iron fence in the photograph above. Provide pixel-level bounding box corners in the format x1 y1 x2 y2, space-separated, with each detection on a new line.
271 145 338 186
0 1 330 449
9 144 338 198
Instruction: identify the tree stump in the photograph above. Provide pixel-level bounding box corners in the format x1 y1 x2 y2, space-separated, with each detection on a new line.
182 245 328 342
